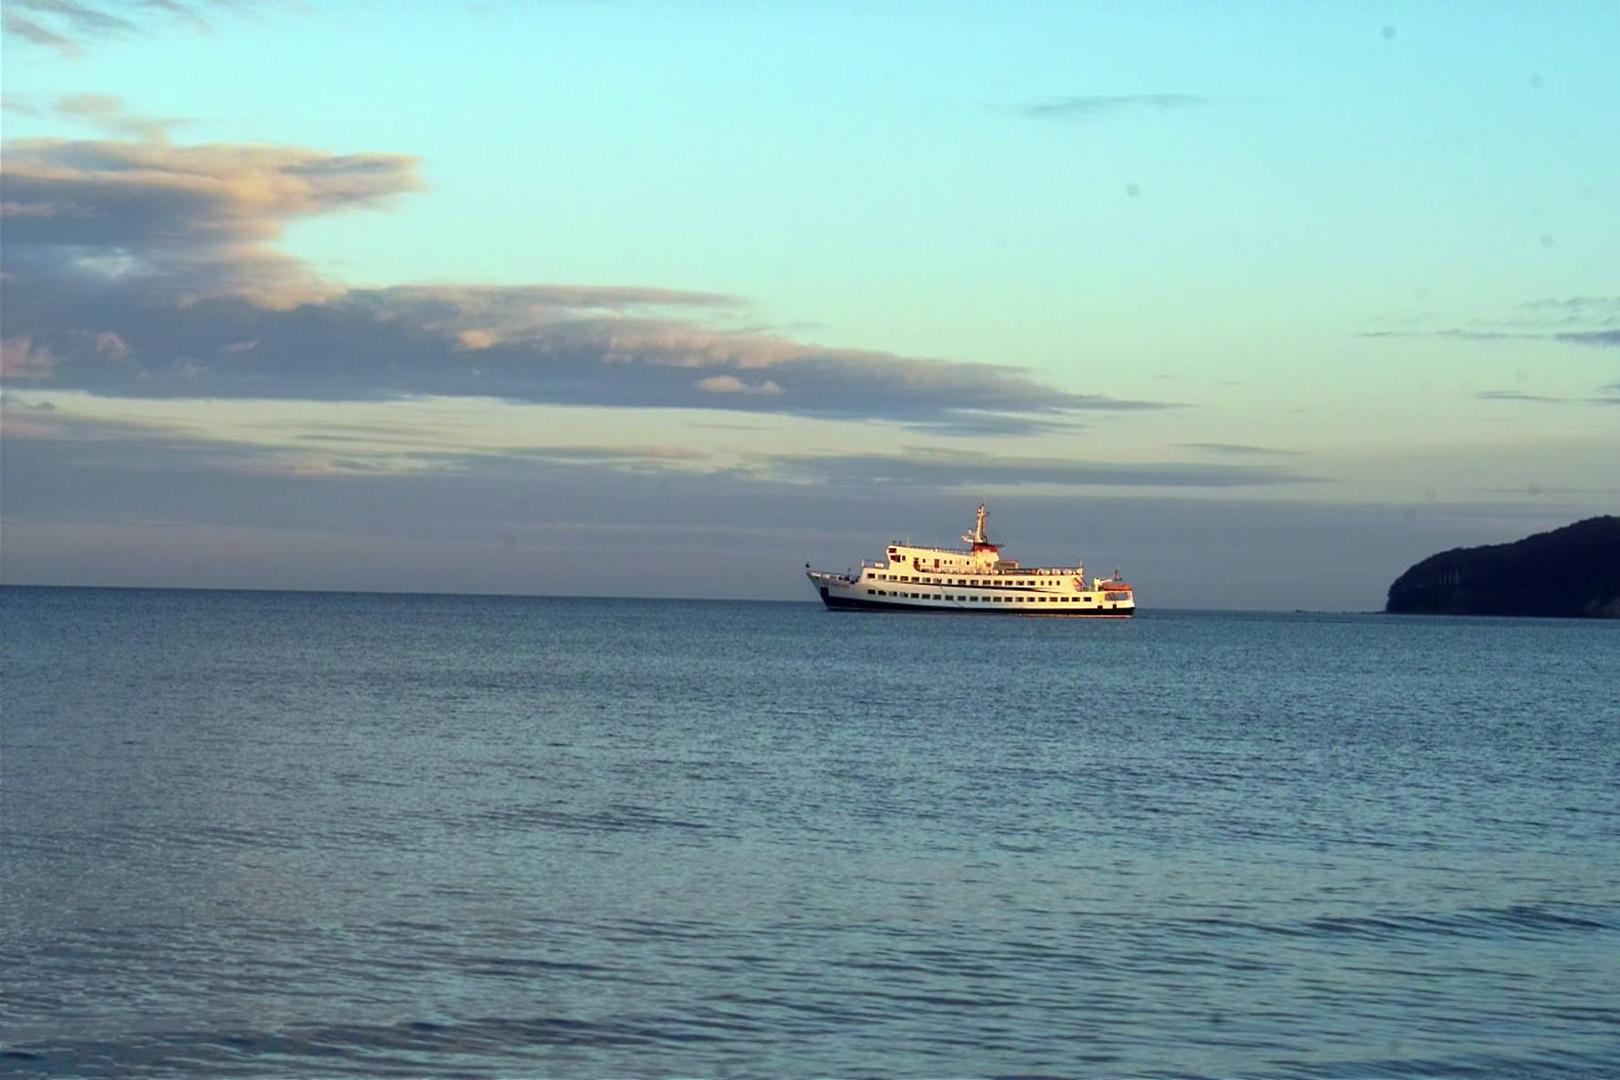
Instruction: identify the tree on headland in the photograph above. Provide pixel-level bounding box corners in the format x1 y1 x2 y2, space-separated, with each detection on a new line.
1386 516 1620 618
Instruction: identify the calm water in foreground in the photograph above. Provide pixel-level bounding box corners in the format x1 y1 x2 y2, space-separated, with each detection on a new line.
2 586 1616 1078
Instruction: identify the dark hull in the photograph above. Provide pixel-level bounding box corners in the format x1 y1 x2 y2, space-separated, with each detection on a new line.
817 590 1132 617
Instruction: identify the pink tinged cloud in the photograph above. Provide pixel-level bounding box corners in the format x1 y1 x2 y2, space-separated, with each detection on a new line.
95 331 130 360
696 375 783 396
1 336 56 381
0 136 423 303
457 330 498 351
2 130 1168 431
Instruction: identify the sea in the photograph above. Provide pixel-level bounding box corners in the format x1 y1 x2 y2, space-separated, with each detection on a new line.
1 586 1616 1079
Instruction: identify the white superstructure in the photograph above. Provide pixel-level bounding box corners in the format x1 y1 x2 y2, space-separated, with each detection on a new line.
805 505 1136 617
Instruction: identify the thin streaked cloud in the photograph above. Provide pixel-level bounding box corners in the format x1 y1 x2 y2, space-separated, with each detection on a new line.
768 449 1325 490
1015 93 1213 120
1361 297 1620 350
2 0 234 56
1176 442 1307 458
53 94 186 140
1361 328 1620 349
1476 389 1620 406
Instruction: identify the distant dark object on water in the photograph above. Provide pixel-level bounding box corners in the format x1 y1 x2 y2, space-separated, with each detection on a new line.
1386 516 1620 618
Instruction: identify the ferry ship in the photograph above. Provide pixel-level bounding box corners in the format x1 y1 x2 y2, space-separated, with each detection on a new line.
805 505 1135 617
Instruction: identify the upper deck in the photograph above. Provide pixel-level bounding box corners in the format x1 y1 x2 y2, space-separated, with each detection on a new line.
868 505 1129 593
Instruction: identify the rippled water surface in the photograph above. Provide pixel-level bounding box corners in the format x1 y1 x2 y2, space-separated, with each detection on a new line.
3 587 1617 1077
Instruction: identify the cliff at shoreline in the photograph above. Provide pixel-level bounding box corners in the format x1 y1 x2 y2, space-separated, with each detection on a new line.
1386 516 1620 618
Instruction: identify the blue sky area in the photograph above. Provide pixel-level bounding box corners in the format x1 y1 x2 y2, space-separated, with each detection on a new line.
2 2 1616 608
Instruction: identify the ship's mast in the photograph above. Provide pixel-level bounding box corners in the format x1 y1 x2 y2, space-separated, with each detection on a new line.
963 503 990 546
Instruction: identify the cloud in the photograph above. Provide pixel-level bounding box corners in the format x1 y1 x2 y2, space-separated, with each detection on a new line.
768 449 1324 489
1476 389 1620 406
1516 297 1620 318
695 375 782 396
2 283 1162 432
1 133 1176 434
1 337 57 381
1 13 82 55
55 94 184 141
0 399 1312 496
2 0 223 56
0 400 716 484
1556 329 1620 349
1361 295 1620 351
886 412 1085 438
1176 442 1306 457
1016 94 1212 120
1 135 424 302
94 331 130 360
1362 328 1620 349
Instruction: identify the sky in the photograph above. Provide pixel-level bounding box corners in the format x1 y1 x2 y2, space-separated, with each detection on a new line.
1 1 1616 609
